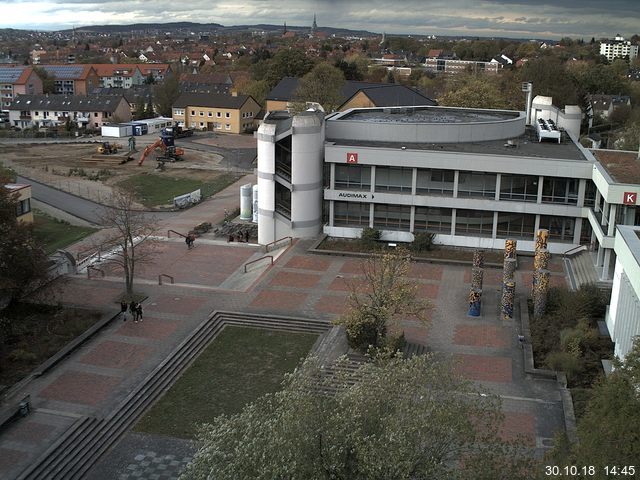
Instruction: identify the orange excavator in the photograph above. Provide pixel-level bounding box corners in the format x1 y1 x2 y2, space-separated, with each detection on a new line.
138 138 184 167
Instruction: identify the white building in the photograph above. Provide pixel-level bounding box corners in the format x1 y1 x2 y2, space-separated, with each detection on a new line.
599 35 638 62
606 225 640 360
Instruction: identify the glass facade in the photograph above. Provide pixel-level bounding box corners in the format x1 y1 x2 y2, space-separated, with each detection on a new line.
496 212 536 239
373 204 411 230
500 174 539 202
274 182 291 219
583 180 597 207
457 171 497 199
274 136 292 181
455 209 494 237
414 207 452 233
541 177 578 205
334 164 371 190
334 201 369 227
416 169 454 196
375 167 413 193
539 215 575 242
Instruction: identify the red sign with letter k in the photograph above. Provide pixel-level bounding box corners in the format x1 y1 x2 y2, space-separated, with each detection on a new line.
623 192 637 205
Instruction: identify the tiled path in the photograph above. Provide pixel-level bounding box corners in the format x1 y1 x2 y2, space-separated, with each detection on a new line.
0 176 568 478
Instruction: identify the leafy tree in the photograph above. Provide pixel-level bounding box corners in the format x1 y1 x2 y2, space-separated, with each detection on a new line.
241 79 270 107
438 75 512 109
0 177 49 311
182 354 538 480
293 62 345 112
152 75 180 117
519 57 581 106
334 59 363 81
33 66 56 94
144 101 155 118
94 188 158 298
335 248 430 355
550 338 640 475
253 48 315 89
144 73 156 85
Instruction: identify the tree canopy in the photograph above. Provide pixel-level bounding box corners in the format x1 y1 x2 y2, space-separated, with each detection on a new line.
182 354 538 480
293 62 345 112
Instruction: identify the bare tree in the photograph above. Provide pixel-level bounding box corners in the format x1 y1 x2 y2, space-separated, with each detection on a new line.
95 188 159 298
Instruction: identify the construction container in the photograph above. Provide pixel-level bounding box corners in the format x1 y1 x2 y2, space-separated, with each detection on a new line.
101 124 133 138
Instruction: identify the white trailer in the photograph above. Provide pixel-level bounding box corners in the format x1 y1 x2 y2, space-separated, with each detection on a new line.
101 124 133 138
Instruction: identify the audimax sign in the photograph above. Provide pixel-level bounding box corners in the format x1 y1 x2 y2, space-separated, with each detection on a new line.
337 192 370 199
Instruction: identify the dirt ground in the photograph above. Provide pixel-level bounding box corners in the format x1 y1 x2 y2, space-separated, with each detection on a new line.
0 142 229 206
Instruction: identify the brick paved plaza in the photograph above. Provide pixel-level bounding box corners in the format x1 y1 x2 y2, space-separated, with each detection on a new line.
0 181 570 479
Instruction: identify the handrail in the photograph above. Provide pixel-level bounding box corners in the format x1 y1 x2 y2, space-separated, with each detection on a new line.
87 266 105 279
264 236 293 253
158 274 174 285
167 229 187 238
76 248 102 269
562 244 587 259
244 255 273 273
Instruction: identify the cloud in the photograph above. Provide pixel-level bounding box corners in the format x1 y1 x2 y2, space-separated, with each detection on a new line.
1 0 638 39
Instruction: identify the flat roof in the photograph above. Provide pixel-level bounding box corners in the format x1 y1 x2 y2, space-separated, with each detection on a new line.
591 150 640 184
328 126 588 161
334 106 519 124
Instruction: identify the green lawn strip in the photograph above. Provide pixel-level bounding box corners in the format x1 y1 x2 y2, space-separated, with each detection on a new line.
116 173 241 208
134 326 318 439
32 209 98 254
0 304 102 387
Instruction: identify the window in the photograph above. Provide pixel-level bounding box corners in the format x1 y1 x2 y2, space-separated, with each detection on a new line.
199 122 204 128
275 183 291 219
414 207 452 233
496 212 536 239
334 201 369 227
199 111 204 116
94 112 98 117
225 112 230 118
334 164 371 190
455 209 494 237
457 171 497 198
500 174 538 202
416 169 454 196
216 112 221 117
373 204 411 231
191 110 195 116
541 177 578 205
539 215 575 242
375 166 413 193
225 124 230 130
584 180 597 207
16 198 30 216
208 112 212 117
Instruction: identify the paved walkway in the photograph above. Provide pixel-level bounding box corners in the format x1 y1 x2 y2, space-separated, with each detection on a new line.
0 182 569 479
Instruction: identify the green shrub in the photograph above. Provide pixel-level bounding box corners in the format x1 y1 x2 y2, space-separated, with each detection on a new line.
411 232 435 253
546 351 583 382
8 349 38 363
360 227 381 248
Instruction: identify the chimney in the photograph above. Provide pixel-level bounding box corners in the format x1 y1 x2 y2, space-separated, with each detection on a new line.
231 90 238 97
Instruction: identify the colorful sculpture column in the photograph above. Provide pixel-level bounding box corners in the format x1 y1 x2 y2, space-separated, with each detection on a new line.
468 249 485 317
532 229 550 317
501 239 517 320
533 269 550 319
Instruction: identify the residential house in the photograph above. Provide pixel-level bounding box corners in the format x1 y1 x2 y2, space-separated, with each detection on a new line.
423 50 502 75
93 64 145 88
8 94 131 130
172 92 260 133
588 94 632 126
265 77 436 112
0 66 43 117
4 183 33 223
600 35 639 62
37 64 100 95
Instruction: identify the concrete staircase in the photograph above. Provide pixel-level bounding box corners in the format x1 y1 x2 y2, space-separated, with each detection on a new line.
17 312 330 480
565 250 599 291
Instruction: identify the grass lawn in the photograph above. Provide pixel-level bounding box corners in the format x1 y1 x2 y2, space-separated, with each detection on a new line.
116 172 241 208
32 210 98 254
134 326 318 439
0 304 102 389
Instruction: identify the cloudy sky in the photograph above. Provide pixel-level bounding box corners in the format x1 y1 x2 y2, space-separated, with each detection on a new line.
1 0 638 40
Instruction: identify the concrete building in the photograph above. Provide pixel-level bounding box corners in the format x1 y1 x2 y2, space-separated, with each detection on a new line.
606 225 640 360
257 105 640 287
531 96 582 139
4 183 33 224
37 65 100 95
423 57 501 74
599 35 638 62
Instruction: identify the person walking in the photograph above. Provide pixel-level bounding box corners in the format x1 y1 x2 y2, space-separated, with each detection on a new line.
185 235 191 250
189 234 195 249
136 303 144 322
129 300 137 322
120 301 128 321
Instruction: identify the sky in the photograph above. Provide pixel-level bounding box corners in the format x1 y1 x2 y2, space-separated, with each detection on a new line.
0 0 638 40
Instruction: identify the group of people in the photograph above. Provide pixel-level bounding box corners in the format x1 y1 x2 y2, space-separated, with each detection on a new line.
185 234 196 250
120 300 143 323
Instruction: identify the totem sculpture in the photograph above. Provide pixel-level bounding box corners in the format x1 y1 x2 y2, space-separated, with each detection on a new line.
468 249 485 317
532 229 551 316
501 239 517 320
533 269 550 318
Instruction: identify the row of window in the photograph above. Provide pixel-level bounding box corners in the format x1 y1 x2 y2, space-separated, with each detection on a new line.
333 165 582 205
333 202 577 242
188 110 255 118
16 198 31 217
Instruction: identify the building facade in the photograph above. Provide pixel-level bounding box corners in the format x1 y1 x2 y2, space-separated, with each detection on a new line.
5 184 33 224
38 65 100 95
599 35 639 62
172 92 260 134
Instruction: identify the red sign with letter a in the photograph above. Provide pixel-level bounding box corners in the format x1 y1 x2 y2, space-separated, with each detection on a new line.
346 152 358 164
623 192 637 205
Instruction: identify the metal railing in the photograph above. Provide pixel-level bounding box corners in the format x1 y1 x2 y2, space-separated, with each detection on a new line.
158 274 174 285
244 255 273 273
562 244 587 259
76 248 102 271
167 229 187 238
264 236 293 253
